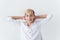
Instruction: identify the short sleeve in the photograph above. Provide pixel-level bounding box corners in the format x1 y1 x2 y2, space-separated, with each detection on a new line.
36 14 53 26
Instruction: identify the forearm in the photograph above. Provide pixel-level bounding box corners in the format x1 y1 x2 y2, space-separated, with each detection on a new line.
9 16 24 20
35 14 48 19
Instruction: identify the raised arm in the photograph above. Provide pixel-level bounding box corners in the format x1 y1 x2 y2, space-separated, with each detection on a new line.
9 14 48 20
9 16 25 20
37 14 53 25
35 14 48 19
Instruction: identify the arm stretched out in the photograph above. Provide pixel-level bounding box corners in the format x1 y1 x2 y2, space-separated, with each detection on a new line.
35 14 48 19
9 14 48 20
9 16 25 20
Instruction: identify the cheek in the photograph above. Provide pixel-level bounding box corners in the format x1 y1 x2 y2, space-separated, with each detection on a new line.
31 17 35 20
32 16 35 19
32 17 35 21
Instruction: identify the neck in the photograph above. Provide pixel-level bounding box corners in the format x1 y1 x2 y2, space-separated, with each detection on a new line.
26 20 35 26
26 22 32 26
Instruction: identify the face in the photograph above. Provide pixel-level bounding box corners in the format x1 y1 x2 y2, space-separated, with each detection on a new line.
25 11 35 23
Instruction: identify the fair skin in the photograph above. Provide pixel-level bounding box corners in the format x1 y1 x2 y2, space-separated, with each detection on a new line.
25 11 35 26
10 10 47 26
10 14 47 26
10 14 47 20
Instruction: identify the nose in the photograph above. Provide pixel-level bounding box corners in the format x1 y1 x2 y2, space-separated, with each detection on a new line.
28 16 30 19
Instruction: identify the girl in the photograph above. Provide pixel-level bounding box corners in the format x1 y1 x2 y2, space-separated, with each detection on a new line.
9 9 52 40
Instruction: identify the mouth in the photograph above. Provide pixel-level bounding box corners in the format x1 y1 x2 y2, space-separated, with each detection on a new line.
28 19 33 21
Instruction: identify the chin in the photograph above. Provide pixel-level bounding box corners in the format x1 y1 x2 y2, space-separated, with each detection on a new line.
27 21 33 23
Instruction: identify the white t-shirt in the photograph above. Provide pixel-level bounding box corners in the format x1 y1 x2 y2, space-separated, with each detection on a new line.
7 14 52 40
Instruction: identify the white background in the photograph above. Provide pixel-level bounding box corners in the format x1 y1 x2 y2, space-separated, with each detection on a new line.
0 0 59 40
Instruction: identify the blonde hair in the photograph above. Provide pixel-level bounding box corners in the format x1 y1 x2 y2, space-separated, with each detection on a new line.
25 9 35 15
